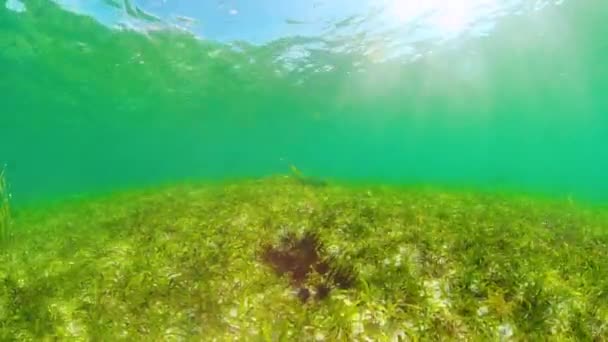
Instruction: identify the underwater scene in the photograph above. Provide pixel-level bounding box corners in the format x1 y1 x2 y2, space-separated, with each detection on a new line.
1 0 608 340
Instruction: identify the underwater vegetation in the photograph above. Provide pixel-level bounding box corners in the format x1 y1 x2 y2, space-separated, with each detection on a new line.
0 166 11 243
0 176 608 340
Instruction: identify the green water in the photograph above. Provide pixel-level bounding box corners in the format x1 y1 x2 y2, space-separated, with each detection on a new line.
3 2 608 339
1 0 608 205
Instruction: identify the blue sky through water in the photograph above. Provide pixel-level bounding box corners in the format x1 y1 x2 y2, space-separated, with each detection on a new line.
4 0 568 46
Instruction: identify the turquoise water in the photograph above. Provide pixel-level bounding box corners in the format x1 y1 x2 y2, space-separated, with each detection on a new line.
1 0 608 205
2 2 608 339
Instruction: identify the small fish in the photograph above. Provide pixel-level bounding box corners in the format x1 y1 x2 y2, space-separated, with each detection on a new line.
289 164 327 187
289 164 303 178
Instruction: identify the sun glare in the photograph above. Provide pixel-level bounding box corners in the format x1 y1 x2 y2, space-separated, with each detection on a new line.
389 0 498 38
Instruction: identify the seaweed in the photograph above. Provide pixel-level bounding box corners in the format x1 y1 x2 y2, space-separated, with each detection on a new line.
0 166 11 244
0 176 606 339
